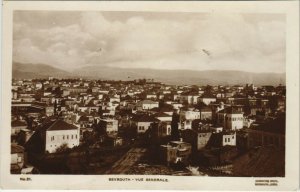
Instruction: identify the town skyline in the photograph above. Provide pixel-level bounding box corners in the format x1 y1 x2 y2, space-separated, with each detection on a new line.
11 76 286 176
13 11 285 73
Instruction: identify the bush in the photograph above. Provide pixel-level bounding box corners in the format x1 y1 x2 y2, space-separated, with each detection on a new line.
55 143 70 153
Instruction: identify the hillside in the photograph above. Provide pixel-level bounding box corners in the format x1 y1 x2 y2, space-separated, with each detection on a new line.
12 62 285 86
74 66 285 86
12 62 73 79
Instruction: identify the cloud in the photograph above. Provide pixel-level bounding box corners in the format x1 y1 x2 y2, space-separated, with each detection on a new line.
13 11 285 73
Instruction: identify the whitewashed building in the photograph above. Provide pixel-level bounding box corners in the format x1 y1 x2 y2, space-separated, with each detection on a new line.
179 108 201 130
217 106 244 130
131 114 159 134
136 100 159 110
44 119 80 153
99 119 118 135
222 132 236 146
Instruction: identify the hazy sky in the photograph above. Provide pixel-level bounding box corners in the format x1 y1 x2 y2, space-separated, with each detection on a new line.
13 11 286 73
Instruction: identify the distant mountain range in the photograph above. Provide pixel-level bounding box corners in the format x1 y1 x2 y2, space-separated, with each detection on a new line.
13 62 285 86
13 62 73 79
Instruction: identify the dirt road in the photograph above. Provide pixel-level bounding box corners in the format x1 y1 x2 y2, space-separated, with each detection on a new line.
105 148 146 174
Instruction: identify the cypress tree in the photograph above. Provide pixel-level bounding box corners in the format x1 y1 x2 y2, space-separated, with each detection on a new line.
171 110 180 141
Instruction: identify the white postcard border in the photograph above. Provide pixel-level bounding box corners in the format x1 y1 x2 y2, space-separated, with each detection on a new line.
1 1 299 190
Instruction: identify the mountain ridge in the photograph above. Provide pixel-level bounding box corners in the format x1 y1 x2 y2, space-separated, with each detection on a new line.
13 62 74 79
12 62 285 86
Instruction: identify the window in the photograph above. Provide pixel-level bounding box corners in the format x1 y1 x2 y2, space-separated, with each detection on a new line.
225 138 227 142
72 135 73 139
76 135 77 139
63 135 65 140
67 135 69 139
228 138 230 142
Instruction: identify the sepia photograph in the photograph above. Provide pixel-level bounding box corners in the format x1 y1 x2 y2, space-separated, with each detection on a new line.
1 1 299 190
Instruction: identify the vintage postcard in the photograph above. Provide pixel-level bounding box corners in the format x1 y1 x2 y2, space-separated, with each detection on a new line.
1 1 299 190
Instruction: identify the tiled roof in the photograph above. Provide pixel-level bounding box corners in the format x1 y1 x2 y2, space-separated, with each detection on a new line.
218 106 243 114
41 119 78 131
150 106 174 113
131 114 159 122
152 112 171 117
200 92 216 98
181 91 199 96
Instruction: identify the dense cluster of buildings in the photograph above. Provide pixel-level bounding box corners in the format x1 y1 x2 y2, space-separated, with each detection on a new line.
11 77 286 174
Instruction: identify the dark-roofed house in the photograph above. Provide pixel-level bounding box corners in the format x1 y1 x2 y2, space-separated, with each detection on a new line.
98 119 118 135
11 119 27 136
206 131 237 148
152 112 172 122
26 118 80 153
77 115 95 128
149 106 174 116
150 121 172 137
181 129 212 151
217 106 244 130
136 100 159 111
131 114 159 134
199 106 213 120
179 107 200 130
198 92 216 105
180 91 200 105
